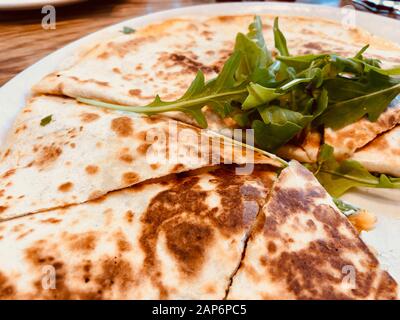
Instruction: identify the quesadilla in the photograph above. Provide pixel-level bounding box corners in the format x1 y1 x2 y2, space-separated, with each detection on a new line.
0 165 277 299
325 96 400 160
31 15 400 166
0 95 281 222
350 125 400 177
227 161 398 300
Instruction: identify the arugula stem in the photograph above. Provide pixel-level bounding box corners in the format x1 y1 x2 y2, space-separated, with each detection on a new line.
79 89 248 114
332 83 400 108
319 169 379 186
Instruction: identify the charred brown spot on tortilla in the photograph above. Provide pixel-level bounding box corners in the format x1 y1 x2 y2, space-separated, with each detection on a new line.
0 206 8 214
165 221 214 276
111 117 133 137
375 272 398 299
265 187 326 234
0 189 4 197
112 67 121 74
41 218 62 224
136 143 151 155
16 228 34 240
139 176 210 296
67 232 97 252
25 244 89 299
119 153 134 163
89 191 106 202
167 53 220 74
80 113 100 123
58 182 73 193
304 42 323 50
115 231 132 252
97 52 110 60
94 257 136 295
138 168 273 296
173 164 185 172
2 149 11 160
12 224 24 233
14 124 27 134
69 143 76 149
85 165 99 175
128 89 141 96
267 241 277 254
0 272 15 299
125 210 134 223
149 163 160 170
208 167 274 235
1 169 16 179
35 146 62 167
122 172 139 185
200 30 214 40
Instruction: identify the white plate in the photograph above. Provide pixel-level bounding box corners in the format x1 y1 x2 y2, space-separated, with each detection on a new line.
0 1 399 284
0 0 85 10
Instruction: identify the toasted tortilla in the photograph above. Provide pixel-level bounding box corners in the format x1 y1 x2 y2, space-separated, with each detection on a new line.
0 95 280 221
0 165 277 299
350 125 400 177
32 15 400 161
227 161 398 299
325 96 400 160
277 130 321 163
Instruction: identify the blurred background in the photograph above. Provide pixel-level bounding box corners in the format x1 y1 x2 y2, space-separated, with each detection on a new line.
0 0 398 86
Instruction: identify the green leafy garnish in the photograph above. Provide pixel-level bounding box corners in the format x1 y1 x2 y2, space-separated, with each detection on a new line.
40 115 53 127
273 17 289 56
308 144 400 197
333 198 360 216
79 16 400 156
122 26 136 34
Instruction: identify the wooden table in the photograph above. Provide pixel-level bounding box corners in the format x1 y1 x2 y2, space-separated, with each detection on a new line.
0 0 392 86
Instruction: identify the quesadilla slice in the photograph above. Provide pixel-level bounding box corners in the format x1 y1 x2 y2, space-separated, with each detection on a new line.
0 165 277 299
227 161 398 299
325 96 400 160
277 130 321 163
0 95 281 221
350 125 400 177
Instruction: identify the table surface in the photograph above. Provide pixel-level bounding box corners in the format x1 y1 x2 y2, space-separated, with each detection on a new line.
0 0 394 86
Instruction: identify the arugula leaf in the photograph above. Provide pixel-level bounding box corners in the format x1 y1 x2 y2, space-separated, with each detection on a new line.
122 26 136 34
277 54 328 71
353 57 400 76
333 198 360 216
40 115 53 127
234 16 274 85
311 144 400 197
247 16 270 59
273 17 289 56
317 70 400 129
242 83 282 110
252 106 312 152
354 44 369 59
